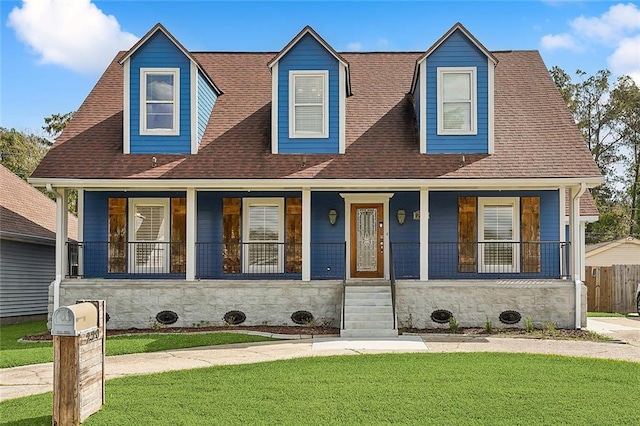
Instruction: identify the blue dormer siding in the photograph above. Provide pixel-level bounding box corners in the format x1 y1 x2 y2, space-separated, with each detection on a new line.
426 29 489 154
129 31 191 154
277 34 340 154
197 70 216 145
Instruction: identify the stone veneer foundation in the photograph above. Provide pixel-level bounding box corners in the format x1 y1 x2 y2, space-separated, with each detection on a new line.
49 279 587 330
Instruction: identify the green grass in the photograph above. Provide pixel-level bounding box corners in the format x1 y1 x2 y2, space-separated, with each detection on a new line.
2 353 639 425
0 321 275 368
587 312 631 317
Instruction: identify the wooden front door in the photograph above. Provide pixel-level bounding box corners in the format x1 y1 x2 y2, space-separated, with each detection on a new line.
350 204 384 278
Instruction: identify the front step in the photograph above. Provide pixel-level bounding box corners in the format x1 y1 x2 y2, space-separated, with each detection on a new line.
341 284 397 338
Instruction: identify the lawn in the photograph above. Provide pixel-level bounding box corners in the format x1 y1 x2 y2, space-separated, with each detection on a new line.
1 353 639 425
0 321 275 368
587 312 633 318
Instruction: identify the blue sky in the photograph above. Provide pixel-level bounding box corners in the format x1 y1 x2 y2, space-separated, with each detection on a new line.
1 0 639 136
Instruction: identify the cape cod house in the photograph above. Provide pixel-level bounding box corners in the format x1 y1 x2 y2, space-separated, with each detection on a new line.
30 23 602 335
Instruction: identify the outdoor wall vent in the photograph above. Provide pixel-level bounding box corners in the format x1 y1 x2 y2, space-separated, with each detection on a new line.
223 310 246 325
499 310 522 325
291 310 314 325
430 309 453 324
156 310 179 325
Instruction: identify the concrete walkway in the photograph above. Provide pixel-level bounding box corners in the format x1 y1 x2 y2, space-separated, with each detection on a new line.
3 321 640 403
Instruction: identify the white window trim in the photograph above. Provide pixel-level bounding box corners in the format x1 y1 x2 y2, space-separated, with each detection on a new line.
289 70 329 139
437 67 477 136
140 68 180 136
478 197 520 273
242 198 285 274
128 198 171 273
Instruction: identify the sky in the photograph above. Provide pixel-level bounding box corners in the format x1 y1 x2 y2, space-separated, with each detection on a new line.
1 0 639 136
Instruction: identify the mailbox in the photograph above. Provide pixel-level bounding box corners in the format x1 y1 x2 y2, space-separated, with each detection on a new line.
51 302 98 336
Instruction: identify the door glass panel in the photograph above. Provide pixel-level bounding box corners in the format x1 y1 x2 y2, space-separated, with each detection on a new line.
356 208 378 272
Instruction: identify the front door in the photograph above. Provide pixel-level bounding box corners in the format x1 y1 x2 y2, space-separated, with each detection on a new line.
350 204 384 278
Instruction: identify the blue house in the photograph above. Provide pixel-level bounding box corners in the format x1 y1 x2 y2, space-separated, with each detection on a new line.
31 23 602 335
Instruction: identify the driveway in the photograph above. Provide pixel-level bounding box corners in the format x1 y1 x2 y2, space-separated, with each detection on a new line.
586 316 640 347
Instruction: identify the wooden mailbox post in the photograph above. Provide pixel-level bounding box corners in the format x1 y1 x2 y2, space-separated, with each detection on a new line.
52 300 106 425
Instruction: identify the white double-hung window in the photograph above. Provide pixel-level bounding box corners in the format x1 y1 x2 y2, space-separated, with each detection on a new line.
140 68 180 135
289 71 328 138
128 198 170 273
478 197 520 273
437 67 477 135
242 198 285 273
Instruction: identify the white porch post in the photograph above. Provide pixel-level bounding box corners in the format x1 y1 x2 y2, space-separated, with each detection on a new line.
569 185 584 282
302 188 311 281
54 189 68 311
420 188 429 281
186 188 196 281
77 189 84 277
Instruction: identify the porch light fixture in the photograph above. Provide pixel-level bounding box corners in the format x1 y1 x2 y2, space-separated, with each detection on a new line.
397 209 406 225
328 209 338 225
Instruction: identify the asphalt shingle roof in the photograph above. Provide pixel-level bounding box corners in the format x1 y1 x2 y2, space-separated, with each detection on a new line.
1 165 77 241
31 50 602 181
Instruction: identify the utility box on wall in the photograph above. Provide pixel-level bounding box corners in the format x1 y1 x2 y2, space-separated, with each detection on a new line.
52 300 106 425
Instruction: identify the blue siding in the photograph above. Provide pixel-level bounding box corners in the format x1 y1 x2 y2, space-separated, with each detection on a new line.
197 71 216 146
425 29 489 153
311 192 345 278
390 192 420 278
277 34 340 153
130 31 191 154
83 191 186 278
428 190 560 279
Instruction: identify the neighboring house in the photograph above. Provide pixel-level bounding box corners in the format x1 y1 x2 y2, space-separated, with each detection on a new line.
30 23 603 334
586 238 640 267
0 165 78 325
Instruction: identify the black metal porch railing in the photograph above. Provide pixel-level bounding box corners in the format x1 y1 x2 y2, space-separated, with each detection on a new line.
67 241 187 278
389 241 570 280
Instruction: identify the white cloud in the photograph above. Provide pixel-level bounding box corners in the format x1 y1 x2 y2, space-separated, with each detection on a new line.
608 35 640 83
570 3 640 44
377 38 389 48
540 33 580 51
346 41 363 51
7 0 138 74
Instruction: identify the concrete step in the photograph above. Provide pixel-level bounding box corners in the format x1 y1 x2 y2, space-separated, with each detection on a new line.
340 329 398 338
344 320 395 329
345 286 391 294
345 305 393 314
344 313 392 322
345 298 392 307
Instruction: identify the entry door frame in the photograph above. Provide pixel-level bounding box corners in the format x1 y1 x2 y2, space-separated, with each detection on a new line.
340 193 394 280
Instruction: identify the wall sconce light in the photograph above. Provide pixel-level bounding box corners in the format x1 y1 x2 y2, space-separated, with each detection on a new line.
397 209 406 225
328 209 338 225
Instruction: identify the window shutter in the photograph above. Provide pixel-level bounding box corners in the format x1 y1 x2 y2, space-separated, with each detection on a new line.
222 198 241 273
521 196 541 273
171 198 186 274
458 197 477 273
108 198 127 273
286 198 302 273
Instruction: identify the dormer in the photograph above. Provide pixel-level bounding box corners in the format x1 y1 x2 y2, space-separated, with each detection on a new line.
119 23 221 155
411 23 498 154
268 26 351 154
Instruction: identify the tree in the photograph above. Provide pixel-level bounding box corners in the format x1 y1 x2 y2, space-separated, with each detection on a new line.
43 111 74 139
550 67 636 242
0 127 51 179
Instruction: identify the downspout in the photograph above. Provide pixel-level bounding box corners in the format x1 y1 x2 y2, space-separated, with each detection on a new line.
572 183 587 329
46 184 62 312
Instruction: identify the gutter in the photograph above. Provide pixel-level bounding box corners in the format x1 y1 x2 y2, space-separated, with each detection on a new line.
46 184 62 313
572 183 587 329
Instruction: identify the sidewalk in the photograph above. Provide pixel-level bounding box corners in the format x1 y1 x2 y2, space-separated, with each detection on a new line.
3 327 640 403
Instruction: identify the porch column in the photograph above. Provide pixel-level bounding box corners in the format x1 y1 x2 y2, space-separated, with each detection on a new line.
55 188 68 311
77 189 84 277
302 188 311 281
186 188 196 281
569 185 584 281
420 188 429 281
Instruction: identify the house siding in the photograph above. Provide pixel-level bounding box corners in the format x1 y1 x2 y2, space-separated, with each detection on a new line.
277 34 340 153
197 70 216 146
0 239 54 318
83 191 186 278
428 190 560 279
129 31 191 154
425 29 489 153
